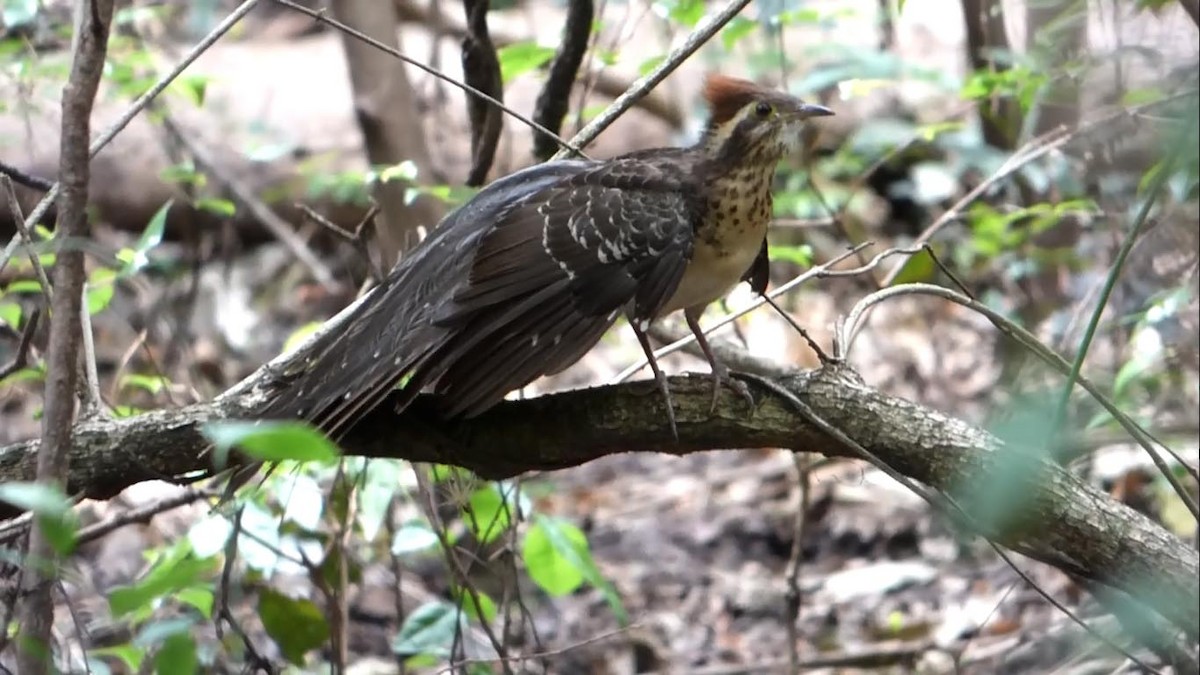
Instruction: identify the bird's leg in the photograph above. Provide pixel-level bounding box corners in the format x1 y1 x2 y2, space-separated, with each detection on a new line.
684 307 754 413
630 320 679 440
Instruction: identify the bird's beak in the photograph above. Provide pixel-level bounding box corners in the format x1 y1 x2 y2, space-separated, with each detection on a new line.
796 102 835 118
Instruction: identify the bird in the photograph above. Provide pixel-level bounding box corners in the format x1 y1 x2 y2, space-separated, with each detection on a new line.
257 74 834 439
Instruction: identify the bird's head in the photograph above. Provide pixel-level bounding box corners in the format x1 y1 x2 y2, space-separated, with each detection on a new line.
698 74 834 164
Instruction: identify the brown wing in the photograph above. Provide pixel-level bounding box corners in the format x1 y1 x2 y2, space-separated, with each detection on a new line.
257 160 597 435
425 156 704 416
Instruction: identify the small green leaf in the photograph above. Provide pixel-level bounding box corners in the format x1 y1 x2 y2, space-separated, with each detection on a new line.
38 512 78 556
720 16 756 50
119 373 172 395
522 517 586 596
767 244 813 267
665 0 704 26
636 56 665 77
202 420 339 468
2 0 39 27
176 586 214 619
169 74 209 108
0 482 69 516
453 586 497 623
497 42 556 83
89 645 144 673
378 161 418 183
196 197 236 217
160 164 204 186
86 268 117 315
132 201 170 264
154 632 197 675
4 279 44 295
135 617 194 648
282 321 323 355
465 484 512 543
391 522 440 555
259 588 330 665
0 302 21 329
523 515 627 623
393 601 460 657
109 543 215 617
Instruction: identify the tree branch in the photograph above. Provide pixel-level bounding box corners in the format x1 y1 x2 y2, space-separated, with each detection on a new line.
15 1 114 671
0 367 1196 639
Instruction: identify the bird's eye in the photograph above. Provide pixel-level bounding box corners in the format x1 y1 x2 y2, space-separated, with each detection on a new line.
754 101 773 118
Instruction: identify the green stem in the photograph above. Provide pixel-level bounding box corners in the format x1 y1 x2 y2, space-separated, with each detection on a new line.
1051 151 1179 440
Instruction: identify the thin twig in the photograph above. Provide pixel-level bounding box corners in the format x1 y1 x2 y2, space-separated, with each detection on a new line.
1050 139 1180 448
159 114 339 290
838 283 1199 519
983 542 1159 673
0 309 40 381
2 176 54 300
0 160 54 193
297 203 383 282
76 286 104 415
552 0 757 158
270 0 584 158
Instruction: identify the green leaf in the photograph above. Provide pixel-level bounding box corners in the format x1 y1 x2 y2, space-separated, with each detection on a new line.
453 586 497 623
109 543 215 617
258 588 330 665
523 515 628 623
2 0 38 27
130 201 170 272
889 250 936 285
282 321 323 354
767 244 813 267
393 601 460 657
160 164 204 187
196 197 236 217
119 373 172 395
358 459 404 542
4 279 44 295
176 586 214 619
497 42 556 83
378 161 418 183
391 522 440 556
666 0 705 27
89 645 144 673
465 484 513 543
38 512 78 556
522 516 587 596
86 267 117 315
202 420 340 468
154 633 197 675
0 482 69 517
720 16 756 50
135 617 194 647
636 56 665 77
0 302 21 329
169 74 209 107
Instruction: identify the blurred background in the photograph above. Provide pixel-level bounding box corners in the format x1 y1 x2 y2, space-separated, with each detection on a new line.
0 0 1197 672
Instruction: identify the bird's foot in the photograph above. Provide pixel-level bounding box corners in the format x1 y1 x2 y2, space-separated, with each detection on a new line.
708 363 754 414
653 370 680 441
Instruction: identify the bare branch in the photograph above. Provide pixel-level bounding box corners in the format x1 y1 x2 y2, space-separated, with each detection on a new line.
552 0 757 158
15 2 114 671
